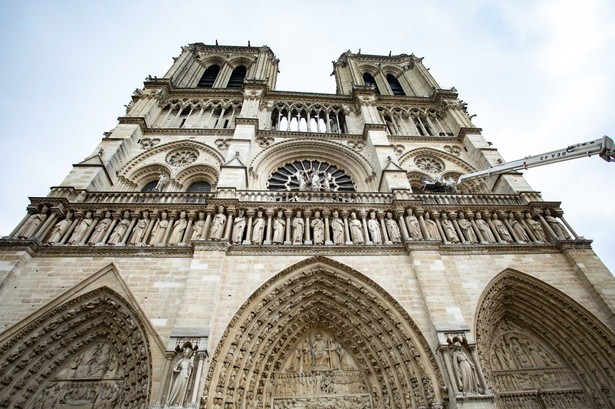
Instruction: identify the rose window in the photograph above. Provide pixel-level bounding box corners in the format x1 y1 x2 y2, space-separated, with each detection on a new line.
166 148 199 167
414 156 445 174
268 160 355 192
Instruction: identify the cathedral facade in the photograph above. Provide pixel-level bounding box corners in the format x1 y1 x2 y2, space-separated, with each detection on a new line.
1 43 614 409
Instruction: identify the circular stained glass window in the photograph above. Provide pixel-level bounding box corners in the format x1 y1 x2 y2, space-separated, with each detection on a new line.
268 160 355 192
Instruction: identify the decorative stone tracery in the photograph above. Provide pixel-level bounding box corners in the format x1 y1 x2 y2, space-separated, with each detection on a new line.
202 257 445 409
0 287 152 409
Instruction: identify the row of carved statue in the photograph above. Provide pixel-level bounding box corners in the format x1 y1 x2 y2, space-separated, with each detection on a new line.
11 205 573 247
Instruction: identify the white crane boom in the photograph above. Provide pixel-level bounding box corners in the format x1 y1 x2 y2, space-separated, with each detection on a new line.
457 135 615 185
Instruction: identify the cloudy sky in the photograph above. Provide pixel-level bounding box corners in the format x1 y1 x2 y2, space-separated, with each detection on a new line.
0 1 613 273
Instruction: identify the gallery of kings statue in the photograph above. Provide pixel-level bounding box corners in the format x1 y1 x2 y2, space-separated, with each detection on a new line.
1 43 614 409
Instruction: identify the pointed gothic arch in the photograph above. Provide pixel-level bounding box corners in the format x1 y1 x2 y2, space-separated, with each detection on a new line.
475 269 615 408
203 256 445 409
0 286 153 408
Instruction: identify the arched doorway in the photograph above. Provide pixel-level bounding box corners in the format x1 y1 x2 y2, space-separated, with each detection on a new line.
0 287 152 408
475 270 615 408
203 257 445 409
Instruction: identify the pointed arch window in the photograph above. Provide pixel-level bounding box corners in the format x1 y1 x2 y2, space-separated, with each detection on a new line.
197 64 220 88
227 65 247 89
386 74 405 96
362 72 380 94
187 181 212 192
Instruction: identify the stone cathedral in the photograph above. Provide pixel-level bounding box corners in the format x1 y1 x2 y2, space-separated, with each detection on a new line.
1 43 614 409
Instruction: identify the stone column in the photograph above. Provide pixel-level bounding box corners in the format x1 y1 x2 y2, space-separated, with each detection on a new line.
537 213 558 242
162 213 177 245
378 211 390 244
102 214 119 245
243 210 254 245
79 213 101 245
360 211 371 245
203 209 213 239
264 209 273 245
284 210 292 245
416 210 429 240
34 212 58 241
342 211 352 245
519 212 538 242
304 210 312 245
9 211 34 238
558 213 579 239
190 352 208 404
183 213 195 245
485 212 503 243
145 212 158 245
60 216 82 245
433 212 448 244
223 209 234 241
122 213 139 244
323 209 332 245
396 210 410 242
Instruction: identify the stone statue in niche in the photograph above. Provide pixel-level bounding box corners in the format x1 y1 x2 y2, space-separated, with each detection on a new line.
68 211 93 245
451 342 480 394
150 212 169 245
209 206 226 241
457 213 478 243
475 213 496 243
492 214 513 243
331 211 344 245
405 208 423 240
88 211 112 245
441 214 460 243
191 212 206 241
46 212 72 244
525 213 548 242
367 211 382 244
423 213 441 241
349 212 364 244
252 211 265 244
508 213 530 242
272 210 286 244
310 211 324 245
385 212 402 243
231 210 246 244
166 346 196 407
544 209 570 239
130 211 149 245
292 211 304 244
17 207 48 239
153 173 167 192
107 211 130 245
168 211 188 245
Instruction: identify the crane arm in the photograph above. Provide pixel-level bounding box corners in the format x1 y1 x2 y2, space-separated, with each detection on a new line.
458 135 615 185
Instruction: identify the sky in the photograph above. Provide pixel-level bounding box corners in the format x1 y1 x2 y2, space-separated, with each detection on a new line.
0 1 613 274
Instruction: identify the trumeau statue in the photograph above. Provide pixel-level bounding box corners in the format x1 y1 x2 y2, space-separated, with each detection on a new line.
209 206 226 241
252 211 265 244
385 212 402 243
232 210 246 244
405 208 423 240
451 342 480 394
89 212 112 245
292 211 304 244
310 211 324 245
166 347 195 407
367 211 382 244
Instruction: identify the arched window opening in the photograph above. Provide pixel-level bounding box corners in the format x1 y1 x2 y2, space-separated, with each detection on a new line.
362 72 380 94
227 65 247 89
386 74 405 96
197 65 220 88
141 180 158 192
187 181 212 192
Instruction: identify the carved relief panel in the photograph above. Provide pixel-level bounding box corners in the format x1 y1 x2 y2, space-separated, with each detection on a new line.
486 320 590 408
272 327 372 408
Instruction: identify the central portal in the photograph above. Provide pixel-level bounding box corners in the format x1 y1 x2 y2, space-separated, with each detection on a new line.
271 327 372 408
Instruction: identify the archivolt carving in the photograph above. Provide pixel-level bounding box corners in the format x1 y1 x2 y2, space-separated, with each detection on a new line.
118 140 225 180
475 270 615 408
203 256 444 409
249 140 376 191
0 287 152 408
